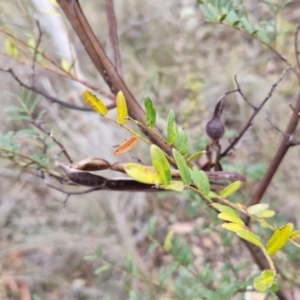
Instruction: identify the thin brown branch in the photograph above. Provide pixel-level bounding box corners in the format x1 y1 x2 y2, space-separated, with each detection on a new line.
105 0 122 76
56 0 173 157
0 68 115 111
221 67 292 158
234 75 257 110
31 120 73 163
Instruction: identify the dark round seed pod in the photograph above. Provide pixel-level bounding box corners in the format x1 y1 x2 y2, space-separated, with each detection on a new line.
206 118 225 142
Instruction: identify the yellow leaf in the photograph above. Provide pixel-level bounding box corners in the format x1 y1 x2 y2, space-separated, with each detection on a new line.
219 181 241 198
255 210 275 218
124 163 161 185
5 39 18 58
61 59 70 72
114 136 139 156
163 181 184 192
253 270 275 292
266 223 293 255
116 91 128 124
247 203 269 216
82 90 108 115
218 212 245 225
164 230 174 252
222 223 249 233
236 230 263 248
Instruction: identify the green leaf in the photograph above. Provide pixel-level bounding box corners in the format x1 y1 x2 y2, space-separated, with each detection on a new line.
162 181 184 192
247 203 269 216
8 115 31 121
166 110 177 145
96 244 103 257
116 91 128 124
16 129 38 135
124 163 161 185
172 149 191 185
226 11 240 25
150 145 171 185
266 223 293 255
83 255 97 261
253 270 275 292
206 3 219 20
144 96 156 128
147 216 156 237
190 167 210 196
0 132 20 152
240 16 253 33
222 223 248 233
29 97 40 114
200 5 215 20
4 106 27 113
186 150 206 163
236 230 263 248
82 90 108 115
218 212 245 225
219 14 227 22
95 265 110 274
219 181 241 198
175 130 189 156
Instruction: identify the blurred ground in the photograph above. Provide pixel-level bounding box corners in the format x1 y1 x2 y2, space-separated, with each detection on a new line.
0 0 300 299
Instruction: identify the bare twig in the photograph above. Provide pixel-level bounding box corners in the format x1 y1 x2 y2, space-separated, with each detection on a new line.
31 19 43 85
105 0 122 76
295 23 300 72
221 67 292 158
234 75 257 110
31 120 73 163
0 68 116 111
268 117 300 146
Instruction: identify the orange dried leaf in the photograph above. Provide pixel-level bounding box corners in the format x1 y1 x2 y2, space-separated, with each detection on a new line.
114 136 139 156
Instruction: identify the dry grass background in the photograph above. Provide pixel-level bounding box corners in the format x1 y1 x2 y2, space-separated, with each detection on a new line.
0 0 300 299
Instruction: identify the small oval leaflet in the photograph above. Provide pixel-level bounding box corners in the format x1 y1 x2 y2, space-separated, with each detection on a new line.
162 181 184 192
247 203 269 216
219 181 241 198
116 91 128 124
266 223 293 256
186 150 206 163
236 230 263 248
175 130 189 156
172 149 191 185
150 145 171 185
253 270 275 293
190 167 210 196
124 163 161 185
82 90 108 115
166 110 177 145
222 223 247 233
144 96 156 128
164 230 174 253
218 212 245 225
114 136 139 156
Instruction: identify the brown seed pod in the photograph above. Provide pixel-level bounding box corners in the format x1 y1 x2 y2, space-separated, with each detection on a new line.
206 97 225 142
206 118 225 142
